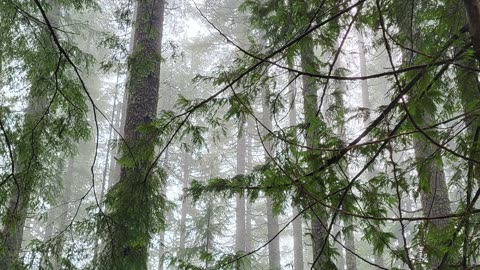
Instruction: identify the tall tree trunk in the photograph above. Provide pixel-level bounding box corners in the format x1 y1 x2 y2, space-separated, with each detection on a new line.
110 2 137 188
266 199 281 270
300 39 330 269
179 152 191 251
93 74 121 260
333 226 345 270
235 123 246 265
245 119 254 254
413 113 451 267
102 0 165 268
463 0 480 60
331 52 357 270
344 231 357 270
455 11 480 264
357 30 385 268
204 200 214 269
455 8 480 186
158 231 165 270
0 3 61 267
51 158 73 269
262 86 281 270
100 72 121 197
399 21 452 267
289 68 304 270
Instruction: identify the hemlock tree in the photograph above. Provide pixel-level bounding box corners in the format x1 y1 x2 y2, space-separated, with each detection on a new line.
0 1 91 267
99 0 166 268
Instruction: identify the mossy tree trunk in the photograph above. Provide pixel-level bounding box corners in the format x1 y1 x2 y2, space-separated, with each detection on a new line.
101 0 165 268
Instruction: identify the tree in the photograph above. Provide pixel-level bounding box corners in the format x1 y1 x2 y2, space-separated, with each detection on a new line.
0 1 91 267
262 86 282 270
235 124 246 259
99 0 166 268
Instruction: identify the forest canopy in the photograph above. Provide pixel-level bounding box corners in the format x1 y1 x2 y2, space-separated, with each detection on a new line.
1 0 480 269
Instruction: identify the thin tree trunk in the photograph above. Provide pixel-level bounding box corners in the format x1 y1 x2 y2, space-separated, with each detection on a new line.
300 39 330 269
331 51 357 270
289 68 304 270
358 30 385 268
266 199 281 270
262 85 281 270
204 200 214 269
40 161 64 268
245 119 254 254
179 152 191 251
158 231 165 270
93 72 121 260
51 158 73 269
102 0 165 268
235 123 246 262
100 72 121 197
110 2 137 188
334 226 345 270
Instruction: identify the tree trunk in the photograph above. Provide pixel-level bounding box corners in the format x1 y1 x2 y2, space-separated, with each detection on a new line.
463 0 480 60
330 48 357 270
93 74 121 260
262 85 281 270
397 22 452 267
413 111 451 267
102 0 165 268
110 2 137 188
345 231 357 270
51 158 73 269
158 231 165 270
235 123 246 259
358 30 385 268
266 199 281 270
100 73 121 197
455 29 480 187
289 68 304 270
245 119 254 254
333 226 345 270
0 3 61 267
300 39 330 269
179 151 191 252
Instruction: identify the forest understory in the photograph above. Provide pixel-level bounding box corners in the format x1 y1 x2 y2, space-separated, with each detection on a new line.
2 0 480 269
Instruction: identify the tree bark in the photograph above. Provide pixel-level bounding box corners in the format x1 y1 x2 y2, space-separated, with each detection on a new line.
333 226 345 270
300 40 330 269
358 30 385 268
463 0 480 60
179 151 192 252
262 86 281 270
398 21 452 268
345 231 357 270
235 124 246 259
0 3 61 267
51 158 73 269
245 119 254 255
158 231 165 270
288 68 304 270
413 112 451 267
110 2 137 188
102 0 165 268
